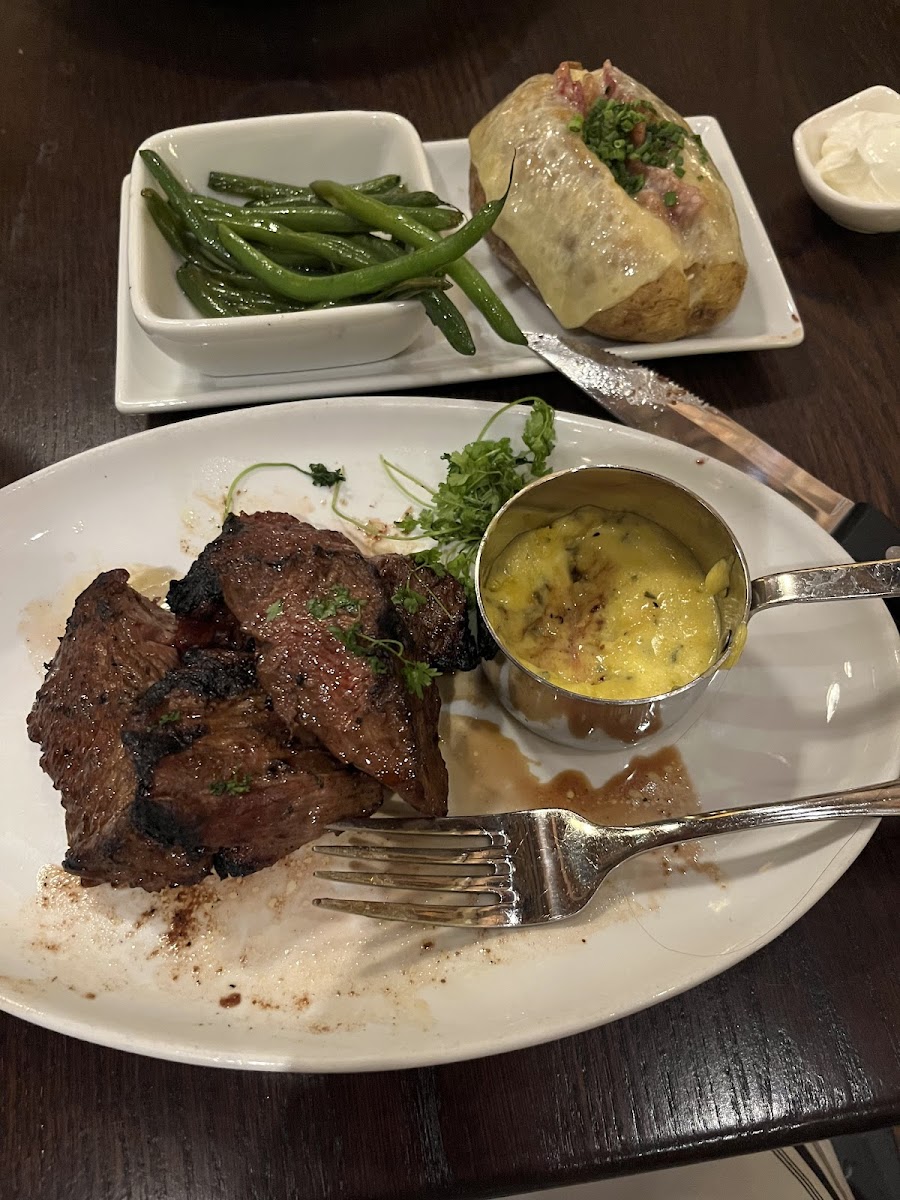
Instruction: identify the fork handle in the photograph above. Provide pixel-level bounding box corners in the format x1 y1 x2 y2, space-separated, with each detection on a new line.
633 780 900 849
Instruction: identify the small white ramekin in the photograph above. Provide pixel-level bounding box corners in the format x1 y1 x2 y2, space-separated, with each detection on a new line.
128 111 433 376
792 85 900 234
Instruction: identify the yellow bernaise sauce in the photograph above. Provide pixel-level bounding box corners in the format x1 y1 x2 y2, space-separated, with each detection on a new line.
482 506 722 701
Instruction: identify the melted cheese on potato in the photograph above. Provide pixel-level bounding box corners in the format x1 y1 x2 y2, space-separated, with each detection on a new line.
482 506 721 701
468 69 746 329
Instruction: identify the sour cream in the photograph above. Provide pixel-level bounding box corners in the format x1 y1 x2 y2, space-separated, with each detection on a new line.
815 110 900 203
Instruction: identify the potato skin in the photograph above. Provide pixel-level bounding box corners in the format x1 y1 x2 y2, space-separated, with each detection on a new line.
469 108 747 343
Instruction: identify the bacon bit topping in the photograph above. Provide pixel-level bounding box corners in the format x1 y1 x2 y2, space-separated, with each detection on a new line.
554 61 587 113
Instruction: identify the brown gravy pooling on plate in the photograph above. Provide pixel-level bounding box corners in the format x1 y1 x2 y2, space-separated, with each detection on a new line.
442 712 718 880
443 713 698 821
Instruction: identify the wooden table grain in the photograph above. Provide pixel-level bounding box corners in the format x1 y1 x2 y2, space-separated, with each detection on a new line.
2 2 898 1198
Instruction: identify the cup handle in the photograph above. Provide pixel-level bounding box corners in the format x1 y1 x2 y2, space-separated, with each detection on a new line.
750 558 900 615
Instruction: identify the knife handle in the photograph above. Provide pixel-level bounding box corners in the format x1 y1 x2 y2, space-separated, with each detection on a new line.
833 502 900 629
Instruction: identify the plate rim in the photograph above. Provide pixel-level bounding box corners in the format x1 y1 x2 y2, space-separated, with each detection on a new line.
3 394 894 1073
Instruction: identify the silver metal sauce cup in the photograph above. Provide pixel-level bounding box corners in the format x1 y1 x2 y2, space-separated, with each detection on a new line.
474 466 900 750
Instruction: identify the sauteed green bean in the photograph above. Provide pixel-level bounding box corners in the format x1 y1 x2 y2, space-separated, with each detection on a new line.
140 153 523 354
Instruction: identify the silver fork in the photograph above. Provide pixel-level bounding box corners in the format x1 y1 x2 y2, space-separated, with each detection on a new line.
312 781 900 928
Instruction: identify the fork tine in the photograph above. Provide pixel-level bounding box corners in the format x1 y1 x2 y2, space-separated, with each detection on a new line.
312 897 518 927
314 869 512 894
328 815 502 835
312 844 502 866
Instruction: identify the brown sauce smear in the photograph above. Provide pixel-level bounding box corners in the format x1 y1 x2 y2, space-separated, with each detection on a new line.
444 714 696 822
443 714 719 881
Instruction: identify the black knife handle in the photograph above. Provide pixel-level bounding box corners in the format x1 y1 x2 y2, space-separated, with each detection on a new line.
833 502 900 629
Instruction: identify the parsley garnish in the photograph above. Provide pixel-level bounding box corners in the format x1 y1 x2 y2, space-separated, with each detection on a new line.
158 710 181 726
307 585 363 620
401 659 441 700
307 463 346 488
209 771 252 796
327 621 439 698
265 599 284 621
391 585 427 614
386 397 556 596
577 98 690 199
412 548 447 576
224 461 346 518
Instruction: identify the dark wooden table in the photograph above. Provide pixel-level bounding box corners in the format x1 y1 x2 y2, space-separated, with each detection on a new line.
2 2 898 1198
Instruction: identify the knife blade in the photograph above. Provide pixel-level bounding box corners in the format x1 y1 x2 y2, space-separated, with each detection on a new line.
526 331 900 570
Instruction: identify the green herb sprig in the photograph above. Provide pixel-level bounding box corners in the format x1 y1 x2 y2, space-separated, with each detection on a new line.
385 397 555 596
391 585 427 614
306 585 363 620
327 621 439 698
304 587 438 697
224 461 346 518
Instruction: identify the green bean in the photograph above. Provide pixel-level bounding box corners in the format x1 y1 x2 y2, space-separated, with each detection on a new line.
141 188 191 257
185 257 282 293
214 217 342 252
176 264 238 317
191 269 306 311
290 203 460 231
311 179 526 345
207 287 303 315
347 236 476 355
140 150 236 270
350 174 402 194
208 171 401 204
275 233 375 270
216 192 507 303
252 188 444 209
195 199 369 234
419 291 476 355
373 189 444 207
198 197 461 233
312 277 450 309
202 230 371 273
208 172 321 204
348 233 402 262
264 248 332 270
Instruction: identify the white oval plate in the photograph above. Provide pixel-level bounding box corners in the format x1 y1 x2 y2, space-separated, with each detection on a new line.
1 397 897 1072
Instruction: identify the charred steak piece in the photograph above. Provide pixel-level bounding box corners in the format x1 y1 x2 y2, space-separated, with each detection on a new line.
27 570 213 889
168 513 449 815
125 649 384 880
28 573 383 891
373 554 478 673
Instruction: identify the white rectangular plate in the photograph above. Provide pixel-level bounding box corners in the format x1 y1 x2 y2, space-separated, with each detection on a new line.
115 120 803 414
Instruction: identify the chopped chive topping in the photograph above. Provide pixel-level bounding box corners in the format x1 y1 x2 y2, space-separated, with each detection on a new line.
158 710 181 726
575 97 692 199
265 599 284 621
663 191 678 207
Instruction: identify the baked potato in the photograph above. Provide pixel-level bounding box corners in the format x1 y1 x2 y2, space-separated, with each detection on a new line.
468 62 748 342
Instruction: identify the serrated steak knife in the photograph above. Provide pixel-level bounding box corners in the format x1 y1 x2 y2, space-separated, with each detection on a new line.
526 333 900 580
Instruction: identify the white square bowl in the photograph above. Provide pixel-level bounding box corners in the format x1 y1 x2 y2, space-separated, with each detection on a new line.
127 111 433 376
792 85 900 233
